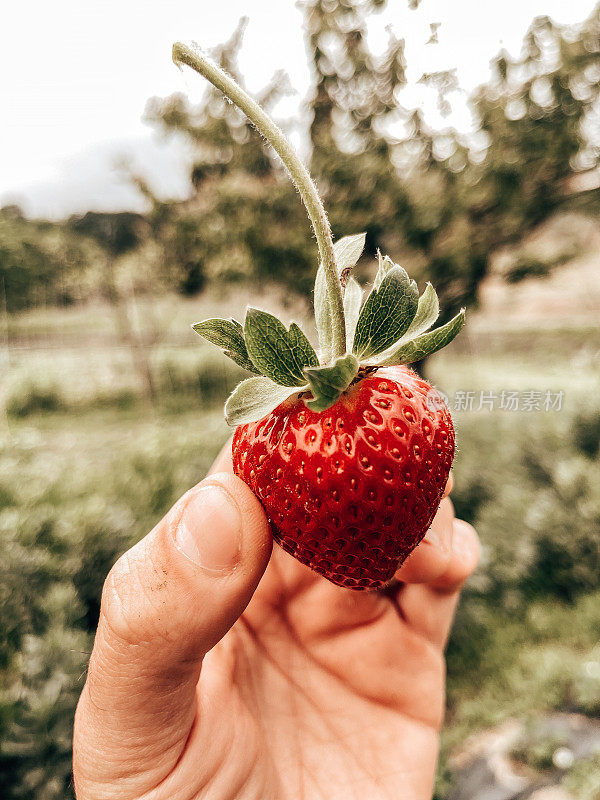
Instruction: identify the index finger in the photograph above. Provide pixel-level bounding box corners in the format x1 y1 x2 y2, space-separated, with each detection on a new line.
209 438 235 476
393 519 480 648
393 492 456 586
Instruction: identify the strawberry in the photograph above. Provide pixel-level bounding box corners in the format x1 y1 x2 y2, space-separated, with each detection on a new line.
176 43 465 590
231 367 454 590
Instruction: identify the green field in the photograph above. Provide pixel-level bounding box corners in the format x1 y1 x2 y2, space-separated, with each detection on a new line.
2 299 600 798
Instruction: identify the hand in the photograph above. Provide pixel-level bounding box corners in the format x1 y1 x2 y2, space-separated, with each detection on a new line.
73 443 479 800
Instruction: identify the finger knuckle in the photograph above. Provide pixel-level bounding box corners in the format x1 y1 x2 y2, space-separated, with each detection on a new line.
100 543 169 648
101 552 142 646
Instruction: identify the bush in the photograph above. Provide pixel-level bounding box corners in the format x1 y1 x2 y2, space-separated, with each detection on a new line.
510 727 569 772
6 384 64 417
3 338 599 799
0 413 229 798
573 409 600 459
4 347 247 419
155 350 244 403
564 754 600 799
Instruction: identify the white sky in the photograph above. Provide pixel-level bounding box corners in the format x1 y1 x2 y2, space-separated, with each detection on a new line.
1 0 598 216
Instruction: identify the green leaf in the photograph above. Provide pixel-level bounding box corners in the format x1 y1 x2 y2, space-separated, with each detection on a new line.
192 318 259 373
225 376 305 426
343 277 363 352
377 309 466 366
244 308 318 386
352 265 419 358
315 233 366 360
304 353 360 412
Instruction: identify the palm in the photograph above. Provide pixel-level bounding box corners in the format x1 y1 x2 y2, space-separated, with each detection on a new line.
167 547 443 800
74 450 477 800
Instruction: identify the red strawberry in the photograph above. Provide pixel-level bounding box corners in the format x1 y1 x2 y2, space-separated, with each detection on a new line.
184 47 464 590
232 366 454 590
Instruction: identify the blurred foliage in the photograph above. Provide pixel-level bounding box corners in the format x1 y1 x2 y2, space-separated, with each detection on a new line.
68 212 147 260
145 1 600 320
1 330 600 797
564 754 600 799
4 2 600 319
510 726 569 772
0 408 230 798
450 410 600 606
0 207 95 312
4 346 245 419
572 408 600 458
3 2 600 798
143 20 317 297
65 211 157 301
304 0 600 315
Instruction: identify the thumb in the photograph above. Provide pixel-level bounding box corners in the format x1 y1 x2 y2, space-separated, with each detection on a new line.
74 472 271 794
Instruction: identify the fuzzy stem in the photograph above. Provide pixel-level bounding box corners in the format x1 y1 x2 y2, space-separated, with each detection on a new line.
172 42 346 360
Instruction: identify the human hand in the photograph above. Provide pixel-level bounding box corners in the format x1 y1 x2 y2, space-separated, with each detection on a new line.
73 443 479 800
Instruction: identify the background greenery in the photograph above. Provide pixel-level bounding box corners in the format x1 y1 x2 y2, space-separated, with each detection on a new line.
1 1 600 798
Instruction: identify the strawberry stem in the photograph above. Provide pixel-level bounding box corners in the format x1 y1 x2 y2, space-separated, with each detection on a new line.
172 43 347 361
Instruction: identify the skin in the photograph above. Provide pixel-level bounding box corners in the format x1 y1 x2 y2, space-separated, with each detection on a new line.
73 443 479 800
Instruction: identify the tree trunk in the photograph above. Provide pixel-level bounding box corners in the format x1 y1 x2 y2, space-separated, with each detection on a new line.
102 259 156 405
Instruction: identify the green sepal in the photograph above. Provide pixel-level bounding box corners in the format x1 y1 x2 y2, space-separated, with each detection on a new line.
352 264 419 359
373 282 440 359
315 233 366 360
376 309 466 366
244 308 318 387
374 251 395 290
402 282 439 340
303 353 359 412
332 232 367 284
225 376 306 427
343 277 363 352
192 318 259 374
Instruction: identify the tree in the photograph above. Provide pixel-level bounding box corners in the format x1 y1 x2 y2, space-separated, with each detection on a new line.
144 2 600 325
464 10 600 276
304 0 411 252
0 206 91 313
68 211 158 402
144 21 319 298
303 1 600 318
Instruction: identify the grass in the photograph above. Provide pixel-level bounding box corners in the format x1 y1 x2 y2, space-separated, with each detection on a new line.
1 299 599 799
4 289 309 342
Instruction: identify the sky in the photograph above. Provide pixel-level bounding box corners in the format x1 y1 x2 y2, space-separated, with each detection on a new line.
1 0 598 217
